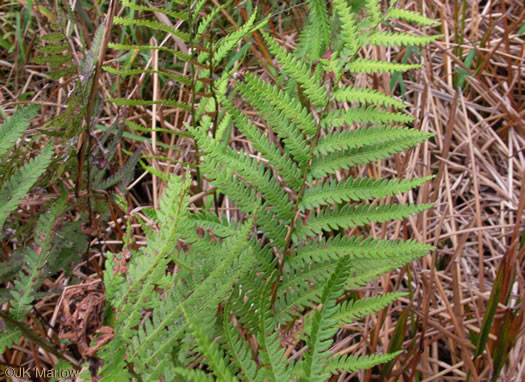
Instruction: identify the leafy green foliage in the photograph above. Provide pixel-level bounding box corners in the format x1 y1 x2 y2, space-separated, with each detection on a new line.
93 0 440 379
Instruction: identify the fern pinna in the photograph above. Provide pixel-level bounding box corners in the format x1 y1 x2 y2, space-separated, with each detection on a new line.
100 0 440 380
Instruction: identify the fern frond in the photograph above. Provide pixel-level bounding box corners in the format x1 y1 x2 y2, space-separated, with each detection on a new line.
257 274 293 381
324 351 401 374
364 0 383 28
0 144 53 229
181 304 239 382
346 58 421 74
333 87 406 108
290 236 433 268
300 176 433 210
369 31 442 47
296 0 330 59
388 9 440 26
222 303 259 381
334 292 406 324
235 80 311 165
221 96 302 190
128 218 256 377
310 134 432 179
294 203 433 240
300 256 351 382
261 32 328 108
333 0 358 54
0 105 39 157
193 128 294 219
243 72 317 135
172 368 215 382
315 126 428 156
323 107 414 127
9 195 67 319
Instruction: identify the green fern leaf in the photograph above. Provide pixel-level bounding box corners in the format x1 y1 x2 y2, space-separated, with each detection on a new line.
172 368 215 382
334 292 406 323
257 274 293 381
222 303 259 381
346 58 421 74
369 31 442 47
388 9 440 26
333 0 359 54
333 86 407 108
0 143 53 229
181 304 239 382
221 96 302 190
235 79 311 165
296 0 331 59
315 126 429 156
324 351 401 374
300 256 351 382
323 107 414 127
0 105 39 157
310 134 432 179
300 176 433 210
261 32 328 107
290 236 433 268
294 203 433 240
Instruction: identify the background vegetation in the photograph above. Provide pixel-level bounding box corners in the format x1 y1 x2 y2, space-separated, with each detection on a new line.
0 0 524 380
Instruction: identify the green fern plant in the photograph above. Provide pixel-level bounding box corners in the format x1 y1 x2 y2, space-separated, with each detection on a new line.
99 0 440 380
